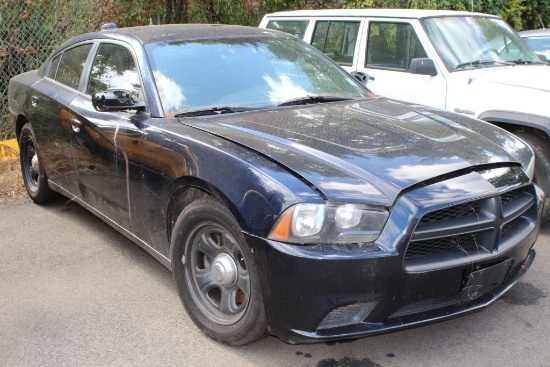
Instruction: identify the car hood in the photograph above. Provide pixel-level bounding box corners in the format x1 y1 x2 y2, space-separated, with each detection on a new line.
180 98 523 206
469 64 550 93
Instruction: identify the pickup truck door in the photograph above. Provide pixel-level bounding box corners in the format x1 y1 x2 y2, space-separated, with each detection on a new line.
357 19 447 109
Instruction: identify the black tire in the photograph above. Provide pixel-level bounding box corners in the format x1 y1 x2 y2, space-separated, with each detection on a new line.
171 198 268 345
515 132 550 222
19 123 57 204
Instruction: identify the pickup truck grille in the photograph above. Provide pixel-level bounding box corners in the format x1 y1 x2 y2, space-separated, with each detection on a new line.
404 184 537 271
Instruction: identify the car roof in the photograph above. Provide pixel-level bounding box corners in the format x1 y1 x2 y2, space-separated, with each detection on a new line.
262 8 498 19
56 24 281 50
518 29 550 37
105 24 279 43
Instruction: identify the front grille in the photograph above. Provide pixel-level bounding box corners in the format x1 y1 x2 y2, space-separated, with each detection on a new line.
501 190 521 205
404 183 537 271
405 233 481 259
420 201 480 224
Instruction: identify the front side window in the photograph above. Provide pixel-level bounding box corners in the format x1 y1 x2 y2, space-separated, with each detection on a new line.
56 44 93 89
87 43 143 101
311 21 360 66
266 20 309 39
366 22 427 70
422 16 540 71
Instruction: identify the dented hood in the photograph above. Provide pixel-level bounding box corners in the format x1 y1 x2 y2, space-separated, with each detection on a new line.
181 98 522 206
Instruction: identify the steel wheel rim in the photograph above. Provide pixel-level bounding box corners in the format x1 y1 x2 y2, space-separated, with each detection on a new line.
22 134 39 193
184 222 250 325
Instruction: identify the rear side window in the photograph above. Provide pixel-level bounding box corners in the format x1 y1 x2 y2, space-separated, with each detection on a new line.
48 54 61 79
311 21 360 66
87 43 143 101
366 22 427 70
266 20 309 38
55 44 93 90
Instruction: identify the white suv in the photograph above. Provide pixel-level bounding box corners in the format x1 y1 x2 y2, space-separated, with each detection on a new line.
260 9 550 220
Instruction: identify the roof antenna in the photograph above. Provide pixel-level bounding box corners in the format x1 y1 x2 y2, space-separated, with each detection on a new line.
540 17 546 29
101 23 118 31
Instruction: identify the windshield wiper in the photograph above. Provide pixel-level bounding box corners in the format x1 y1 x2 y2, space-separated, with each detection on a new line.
175 106 250 117
278 96 355 107
455 59 516 70
455 60 500 69
509 59 544 65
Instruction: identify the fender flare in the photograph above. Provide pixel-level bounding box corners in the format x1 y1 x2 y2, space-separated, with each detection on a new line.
477 110 550 138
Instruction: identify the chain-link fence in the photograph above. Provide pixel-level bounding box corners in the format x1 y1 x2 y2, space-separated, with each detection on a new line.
0 1 102 141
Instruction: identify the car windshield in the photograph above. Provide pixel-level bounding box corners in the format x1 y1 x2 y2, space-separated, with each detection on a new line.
144 36 368 116
422 16 540 71
523 36 550 59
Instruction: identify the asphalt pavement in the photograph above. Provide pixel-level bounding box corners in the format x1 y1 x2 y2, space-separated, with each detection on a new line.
1 198 548 367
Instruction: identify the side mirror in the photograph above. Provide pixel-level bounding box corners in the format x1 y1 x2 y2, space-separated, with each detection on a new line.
351 71 374 84
410 58 437 76
92 89 145 112
537 54 548 63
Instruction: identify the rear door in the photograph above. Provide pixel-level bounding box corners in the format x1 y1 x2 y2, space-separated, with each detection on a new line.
358 19 447 108
29 43 94 195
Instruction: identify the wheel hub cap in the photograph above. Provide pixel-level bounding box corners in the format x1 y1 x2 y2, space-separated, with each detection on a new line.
211 253 238 287
31 154 39 174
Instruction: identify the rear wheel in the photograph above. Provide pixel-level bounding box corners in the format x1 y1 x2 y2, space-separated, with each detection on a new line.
515 132 550 222
171 198 268 345
19 123 56 204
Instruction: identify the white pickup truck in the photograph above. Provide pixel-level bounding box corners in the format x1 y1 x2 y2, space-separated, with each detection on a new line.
260 9 550 220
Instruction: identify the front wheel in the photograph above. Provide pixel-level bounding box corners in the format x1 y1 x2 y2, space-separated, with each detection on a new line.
171 198 268 345
19 123 56 204
515 132 550 222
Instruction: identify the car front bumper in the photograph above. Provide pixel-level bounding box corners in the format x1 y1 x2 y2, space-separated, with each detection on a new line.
247 168 542 344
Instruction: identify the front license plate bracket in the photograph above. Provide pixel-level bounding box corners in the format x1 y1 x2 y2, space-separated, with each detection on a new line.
461 259 513 301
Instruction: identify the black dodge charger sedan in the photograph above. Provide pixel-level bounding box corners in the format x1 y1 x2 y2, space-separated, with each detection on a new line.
8 24 542 345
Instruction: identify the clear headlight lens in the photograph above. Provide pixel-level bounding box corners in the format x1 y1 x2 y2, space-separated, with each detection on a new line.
269 203 389 244
293 204 325 237
335 204 362 229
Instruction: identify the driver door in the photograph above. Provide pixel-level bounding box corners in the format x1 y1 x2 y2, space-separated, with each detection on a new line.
68 42 150 241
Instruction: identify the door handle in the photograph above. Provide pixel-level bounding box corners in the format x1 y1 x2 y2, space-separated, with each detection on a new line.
31 96 38 107
70 118 82 133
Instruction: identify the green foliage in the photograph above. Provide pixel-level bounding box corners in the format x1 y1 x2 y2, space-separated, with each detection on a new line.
0 0 103 140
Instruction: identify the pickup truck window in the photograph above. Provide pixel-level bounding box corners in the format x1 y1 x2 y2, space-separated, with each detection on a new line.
311 21 360 66
266 20 309 38
366 22 427 70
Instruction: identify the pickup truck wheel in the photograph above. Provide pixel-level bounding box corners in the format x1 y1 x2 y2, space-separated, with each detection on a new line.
19 123 57 204
171 198 268 345
515 132 550 222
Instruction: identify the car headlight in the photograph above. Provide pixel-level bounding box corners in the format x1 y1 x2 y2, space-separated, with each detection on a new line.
268 203 389 244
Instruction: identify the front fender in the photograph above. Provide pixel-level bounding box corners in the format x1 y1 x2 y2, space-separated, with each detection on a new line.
478 110 550 138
